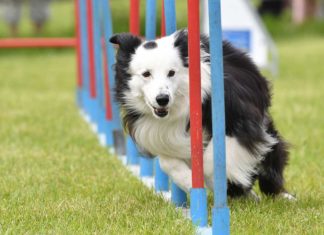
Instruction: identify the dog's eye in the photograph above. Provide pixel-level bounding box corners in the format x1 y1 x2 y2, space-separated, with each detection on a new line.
142 71 151 78
167 70 175 77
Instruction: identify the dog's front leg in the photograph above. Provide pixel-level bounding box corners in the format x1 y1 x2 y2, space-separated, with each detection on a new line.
159 156 192 193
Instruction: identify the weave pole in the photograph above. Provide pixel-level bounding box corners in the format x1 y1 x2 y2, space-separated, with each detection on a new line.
86 0 96 99
74 0 82 107
100 0 125 155
208 0 230 234
126 0 141 165
86 0 98 129
154 0 170 193
93 0 105 137
79 0 90 118
187 0 208 227
130 0 140 35
139 0 155 178
102 0 117 148
163 0 187 207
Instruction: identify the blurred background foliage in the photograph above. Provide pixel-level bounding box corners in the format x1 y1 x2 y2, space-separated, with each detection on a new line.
0 0 323 40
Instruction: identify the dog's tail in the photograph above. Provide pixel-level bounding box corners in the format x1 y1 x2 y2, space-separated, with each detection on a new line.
258 118 290 195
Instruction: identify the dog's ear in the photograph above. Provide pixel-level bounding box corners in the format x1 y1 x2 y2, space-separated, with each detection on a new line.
109 33 142 53
174 29 189 67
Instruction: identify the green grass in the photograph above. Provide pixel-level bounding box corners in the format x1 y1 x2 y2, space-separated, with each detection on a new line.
1 38 323 235
0 50 194 234
0 1 324 234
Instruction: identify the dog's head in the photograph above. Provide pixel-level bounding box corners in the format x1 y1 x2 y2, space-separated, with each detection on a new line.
110 30 190 121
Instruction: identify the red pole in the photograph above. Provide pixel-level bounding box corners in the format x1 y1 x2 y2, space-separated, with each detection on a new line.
130 0 140 35
188 0 204 188
161 0 166 37
0 38 75 48
74 0 82 88
86 0 96 98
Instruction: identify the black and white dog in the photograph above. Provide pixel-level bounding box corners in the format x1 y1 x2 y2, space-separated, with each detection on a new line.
110 29 295 200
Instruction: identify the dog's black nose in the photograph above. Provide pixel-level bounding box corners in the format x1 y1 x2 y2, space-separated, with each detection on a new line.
156 94 169 106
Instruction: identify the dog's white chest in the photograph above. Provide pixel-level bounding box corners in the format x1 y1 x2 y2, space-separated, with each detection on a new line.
133 117 191 160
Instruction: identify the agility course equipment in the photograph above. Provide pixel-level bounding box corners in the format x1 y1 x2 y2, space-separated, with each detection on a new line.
0 38 76 48
75 0 229 234
201 0 278 75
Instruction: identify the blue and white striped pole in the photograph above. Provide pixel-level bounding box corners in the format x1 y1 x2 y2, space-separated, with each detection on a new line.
164 0 187 206
208 0 230 234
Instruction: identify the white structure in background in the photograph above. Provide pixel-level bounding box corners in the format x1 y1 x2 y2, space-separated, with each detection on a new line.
201 0 278 75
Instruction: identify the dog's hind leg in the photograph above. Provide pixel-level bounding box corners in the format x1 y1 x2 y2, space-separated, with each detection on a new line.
159 156 192 193
203 138 261 200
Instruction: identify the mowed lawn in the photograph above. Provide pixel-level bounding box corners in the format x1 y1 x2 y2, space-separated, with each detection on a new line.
0 37 323 234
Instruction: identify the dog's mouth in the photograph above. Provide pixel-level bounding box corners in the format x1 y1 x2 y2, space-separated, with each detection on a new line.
153 107 169 118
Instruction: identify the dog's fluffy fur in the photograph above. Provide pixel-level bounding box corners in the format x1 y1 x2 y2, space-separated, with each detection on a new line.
110 29 294 199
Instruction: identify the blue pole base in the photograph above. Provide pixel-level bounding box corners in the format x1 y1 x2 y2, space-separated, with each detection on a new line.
140 157 154 177
104 120 114 147
126 137 139 165
190 188 208 227
212 206 230 235
88 97 97 124
154 159 169 191
82 90 89 117
97 105 105 135
196 226 212 235
171 182 187 207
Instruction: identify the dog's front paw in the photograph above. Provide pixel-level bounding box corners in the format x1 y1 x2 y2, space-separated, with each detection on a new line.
248 190 261 202
279 192 297 201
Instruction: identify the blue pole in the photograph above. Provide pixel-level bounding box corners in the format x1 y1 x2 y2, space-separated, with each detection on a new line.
208 0 230 234
86 0 98 130
103 0 125 153
139 0 156 178
155 159 169 191
93 0 105 135
154 0 170 191
171 182 187 207
126 137 140 165
145 0 156 40
164 0 176 32
190 188 208 226
79 0 90 116
101 0 118 147
164 0 187 207
140 157 154 177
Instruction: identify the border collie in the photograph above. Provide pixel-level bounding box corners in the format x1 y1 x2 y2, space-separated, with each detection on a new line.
110 29 295 200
